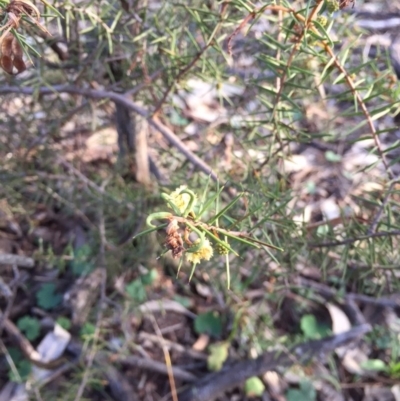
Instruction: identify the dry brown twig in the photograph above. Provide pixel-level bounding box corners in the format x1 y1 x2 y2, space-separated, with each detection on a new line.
367 180 399 234
147 313 178 401
0 312 68 369
137 331 207 360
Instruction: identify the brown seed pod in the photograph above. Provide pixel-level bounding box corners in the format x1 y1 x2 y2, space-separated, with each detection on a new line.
6 0 41 19
1 55 14 74
1 33 14 57
165 219 184 259
13 54 26 73
0 33 26 75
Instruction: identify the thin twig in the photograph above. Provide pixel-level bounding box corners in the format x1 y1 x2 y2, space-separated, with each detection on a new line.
367 180 397 234
152 44 212 116
152 5 227 116
59 160 135 211
117 354 197 382
137 331 207 360
35 361 77 389
98 181 107 264
297 277 400 308
148 314 178 401
306 229 400 248
0 339 23 383
125 69 163 96
0 266 18 337
270 1 324 120
323 44 392 178
0 312 66 369
73 268 106 401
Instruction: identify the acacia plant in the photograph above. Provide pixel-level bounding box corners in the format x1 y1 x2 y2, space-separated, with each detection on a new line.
1 0 400 396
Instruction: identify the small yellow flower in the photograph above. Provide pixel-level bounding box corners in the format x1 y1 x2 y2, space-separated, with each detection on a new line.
169 185 196 214
186 238 213 264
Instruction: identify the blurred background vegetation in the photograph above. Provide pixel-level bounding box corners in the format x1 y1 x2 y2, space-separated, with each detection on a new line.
1 0 400 400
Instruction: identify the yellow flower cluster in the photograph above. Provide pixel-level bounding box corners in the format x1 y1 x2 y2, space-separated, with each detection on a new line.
186 238 213 264
169 185 196 214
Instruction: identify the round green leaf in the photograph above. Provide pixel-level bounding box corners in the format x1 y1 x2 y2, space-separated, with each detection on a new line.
244 377 265 397
17 316 40 341
194 311 222 337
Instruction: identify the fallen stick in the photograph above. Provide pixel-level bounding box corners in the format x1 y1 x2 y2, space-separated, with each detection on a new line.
0 253 34 268
178 324 371 401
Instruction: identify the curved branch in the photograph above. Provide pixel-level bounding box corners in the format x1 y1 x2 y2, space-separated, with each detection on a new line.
0 85 218 181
